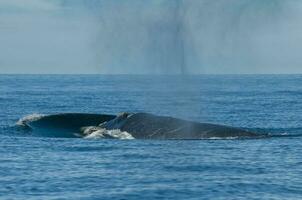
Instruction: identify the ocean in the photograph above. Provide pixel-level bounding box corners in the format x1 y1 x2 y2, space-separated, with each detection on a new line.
0 74 302 199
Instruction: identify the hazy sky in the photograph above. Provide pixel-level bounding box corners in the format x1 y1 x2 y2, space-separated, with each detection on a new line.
1 0 302 74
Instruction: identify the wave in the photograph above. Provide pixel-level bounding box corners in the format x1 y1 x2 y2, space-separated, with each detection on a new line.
16 113 116 138
16 113 46 127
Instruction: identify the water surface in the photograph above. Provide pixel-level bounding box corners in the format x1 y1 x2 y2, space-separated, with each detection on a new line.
1 75 302 199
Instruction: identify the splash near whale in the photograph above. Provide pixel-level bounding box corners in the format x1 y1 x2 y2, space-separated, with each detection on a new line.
18 112 266 139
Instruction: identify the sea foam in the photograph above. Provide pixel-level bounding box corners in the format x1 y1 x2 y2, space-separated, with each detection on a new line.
82 126 134 140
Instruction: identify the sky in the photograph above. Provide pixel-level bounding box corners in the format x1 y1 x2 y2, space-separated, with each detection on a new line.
1 0 302 74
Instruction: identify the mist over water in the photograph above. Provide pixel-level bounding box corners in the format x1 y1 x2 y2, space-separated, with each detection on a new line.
85 0 301 119
1 0 302 74
92 0 302 74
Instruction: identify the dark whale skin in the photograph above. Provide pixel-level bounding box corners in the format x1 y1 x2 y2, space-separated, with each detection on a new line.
100 113 266 139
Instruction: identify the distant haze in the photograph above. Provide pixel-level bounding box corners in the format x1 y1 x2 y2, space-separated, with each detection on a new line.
1 0 302 74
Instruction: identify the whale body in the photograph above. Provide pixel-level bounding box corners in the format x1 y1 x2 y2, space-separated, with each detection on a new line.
18 112 266 139
99 113 265 139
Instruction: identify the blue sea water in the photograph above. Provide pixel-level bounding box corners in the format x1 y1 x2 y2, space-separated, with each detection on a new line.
1 74 302 199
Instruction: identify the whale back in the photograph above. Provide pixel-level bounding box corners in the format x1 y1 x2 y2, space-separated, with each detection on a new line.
109 113 262 139
18 112 265 139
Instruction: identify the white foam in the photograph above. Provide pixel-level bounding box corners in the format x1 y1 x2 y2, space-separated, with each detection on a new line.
16 113 45 126
81 126 100 136
84 128 135 140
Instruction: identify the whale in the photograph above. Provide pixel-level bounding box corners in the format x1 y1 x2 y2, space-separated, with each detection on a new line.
98 112 266 139
18 112 266 139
